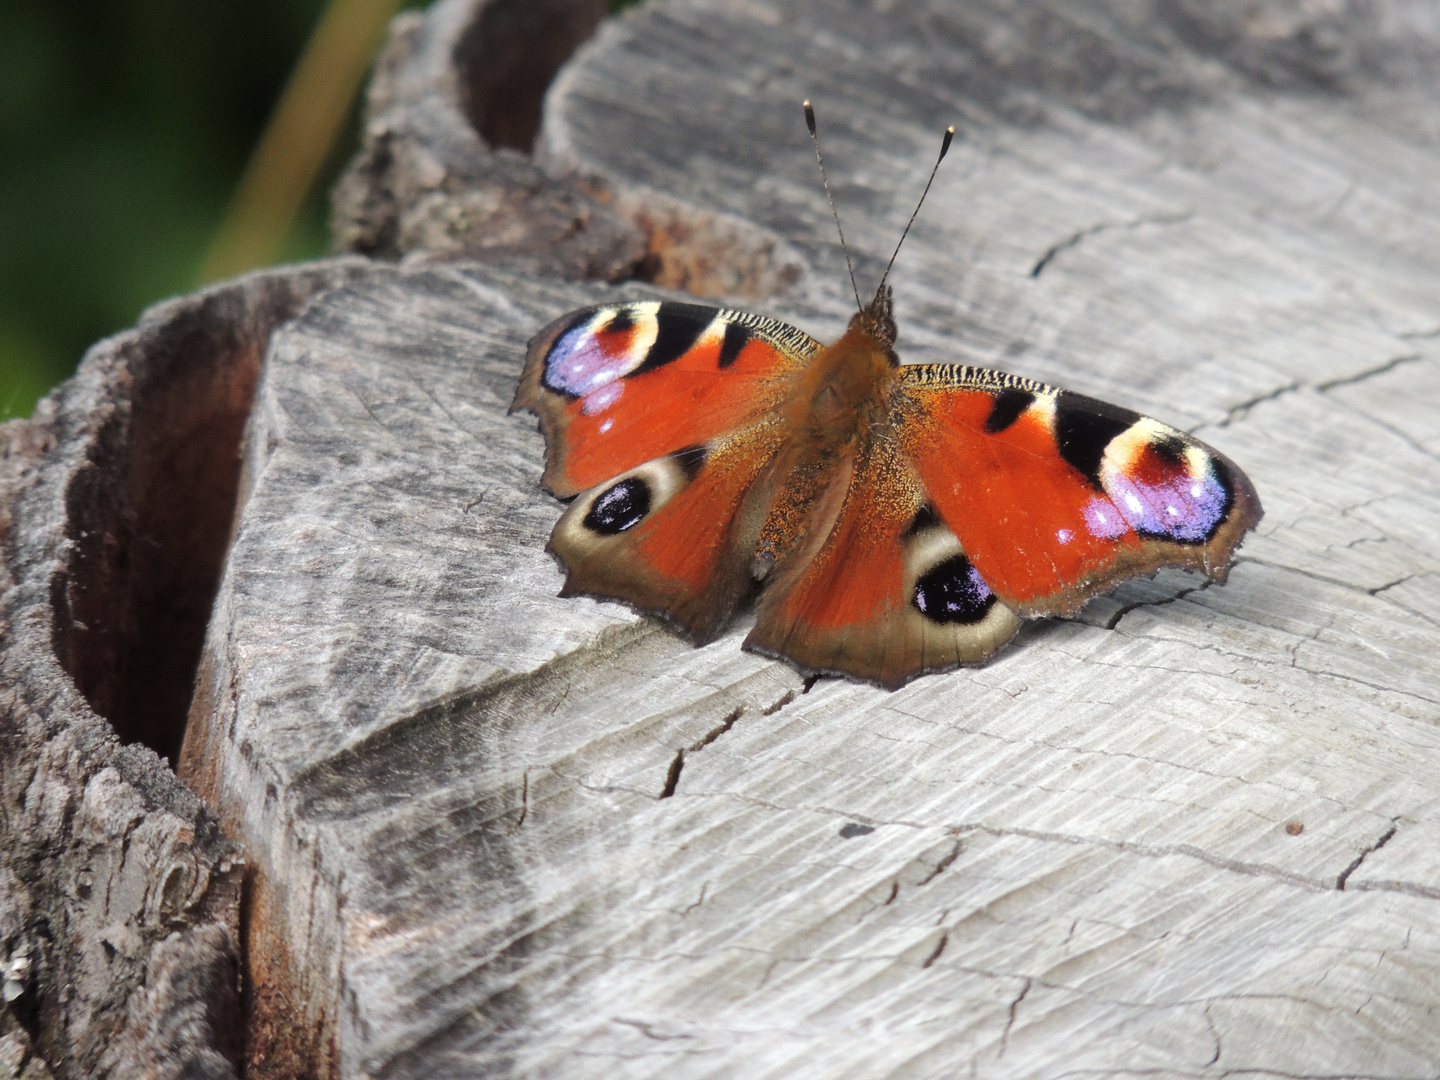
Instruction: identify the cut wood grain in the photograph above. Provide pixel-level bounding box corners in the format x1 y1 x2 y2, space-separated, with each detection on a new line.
179 0 1440 1075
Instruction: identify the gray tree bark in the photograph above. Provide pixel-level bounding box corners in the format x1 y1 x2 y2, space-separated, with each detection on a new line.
5 0 1440 1077
0 261 372 1079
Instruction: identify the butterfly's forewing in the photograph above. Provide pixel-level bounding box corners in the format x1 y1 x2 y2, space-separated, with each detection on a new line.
892 365 1263 617
514 301 820 640
512 300 819 497
745 428 1023 687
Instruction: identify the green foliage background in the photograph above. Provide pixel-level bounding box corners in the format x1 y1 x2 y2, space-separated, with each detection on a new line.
0 0 642 421
0 0 345 419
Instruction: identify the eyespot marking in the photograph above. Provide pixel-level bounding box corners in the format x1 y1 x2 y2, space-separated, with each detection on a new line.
583 478 652 535
542 302 660 399
1098 420 1234 543
913 554 997 625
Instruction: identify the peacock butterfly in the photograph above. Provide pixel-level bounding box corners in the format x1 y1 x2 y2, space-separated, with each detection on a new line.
510 104 1262 688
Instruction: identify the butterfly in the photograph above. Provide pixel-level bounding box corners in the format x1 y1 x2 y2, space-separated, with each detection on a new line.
510 105 1262 688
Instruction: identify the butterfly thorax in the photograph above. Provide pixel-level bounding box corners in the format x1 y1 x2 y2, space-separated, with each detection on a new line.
795 323 897 436
753 304 901 570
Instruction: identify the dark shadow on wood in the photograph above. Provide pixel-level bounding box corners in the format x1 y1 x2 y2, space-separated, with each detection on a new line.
455 0 612 151
50 271 360 766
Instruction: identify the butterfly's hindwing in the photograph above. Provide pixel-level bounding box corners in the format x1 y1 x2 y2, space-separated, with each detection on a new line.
550 426 786 642
747 432 1021 687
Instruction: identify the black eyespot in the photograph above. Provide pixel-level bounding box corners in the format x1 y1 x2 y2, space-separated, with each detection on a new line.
583 478 651 535
913 555 996 625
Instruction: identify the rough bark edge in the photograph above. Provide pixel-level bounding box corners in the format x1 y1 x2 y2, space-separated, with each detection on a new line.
0 258 371 1080
329 0 807 300
330 0 647 281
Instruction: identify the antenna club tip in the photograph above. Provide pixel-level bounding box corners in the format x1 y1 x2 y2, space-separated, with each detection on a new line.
803 101 817 134
940 126 955 158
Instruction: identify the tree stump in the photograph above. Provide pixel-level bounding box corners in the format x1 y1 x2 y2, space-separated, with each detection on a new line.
6 0 1440 1077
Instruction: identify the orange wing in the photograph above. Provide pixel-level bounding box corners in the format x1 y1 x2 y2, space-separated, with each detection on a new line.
745 429 1022 688
511 300 818 497
545 424 790 642
891 365 1263 617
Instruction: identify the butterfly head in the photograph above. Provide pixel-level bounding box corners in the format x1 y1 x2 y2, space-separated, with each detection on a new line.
852 285 897 348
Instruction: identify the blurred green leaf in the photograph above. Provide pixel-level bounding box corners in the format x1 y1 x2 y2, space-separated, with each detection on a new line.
0 0 341 418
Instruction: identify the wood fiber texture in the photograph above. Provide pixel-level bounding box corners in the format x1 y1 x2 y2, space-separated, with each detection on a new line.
157 0 1440 1076
0 260 372 1079
330 0 646 279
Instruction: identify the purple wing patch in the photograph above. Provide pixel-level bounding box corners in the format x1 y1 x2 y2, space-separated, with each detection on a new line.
1095 429 1232 544
542 303 657 400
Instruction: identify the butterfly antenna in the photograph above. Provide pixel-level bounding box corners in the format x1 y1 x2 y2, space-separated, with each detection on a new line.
874 124 955 300
804 101 863 313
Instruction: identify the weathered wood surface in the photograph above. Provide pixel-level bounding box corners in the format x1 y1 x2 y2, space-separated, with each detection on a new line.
330 0 646 280
0 260 372 1079
169 0 1440 1076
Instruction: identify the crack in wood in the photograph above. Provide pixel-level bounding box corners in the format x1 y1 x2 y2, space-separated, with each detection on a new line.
659 706 749 799
1204 1002 1223 1066
1236 555 1434 609
679 883 708 915
513 769 529 830
658 751 686 800
998 977 1033 1056
1315 352 1424 391
1029 211 1191 277
664 789 1440 899
1336 819 1401 890
1102 578 1213 631
1213 379 1303 429
914 841 963 887
612 1017 696 1041
1209 352 1430 433
920 933 949 969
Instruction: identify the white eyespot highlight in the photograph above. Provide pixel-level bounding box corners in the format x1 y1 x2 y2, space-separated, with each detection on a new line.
1103 417 1174 471
904 526 965 589
1095 420 1229 542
